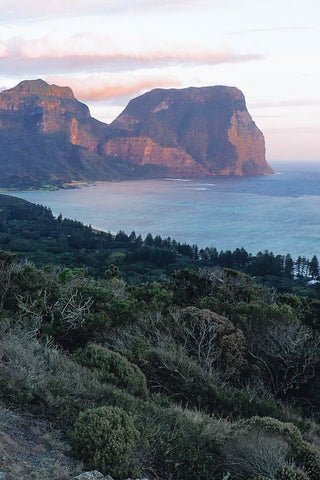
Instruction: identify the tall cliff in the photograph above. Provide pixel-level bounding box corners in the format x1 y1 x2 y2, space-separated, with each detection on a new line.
0 80 273 188
111 86 273 176
0 79 127 188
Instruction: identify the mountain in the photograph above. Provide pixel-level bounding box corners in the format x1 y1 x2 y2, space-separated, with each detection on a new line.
0 79 137 188
0 80 273 188
110 86 273 176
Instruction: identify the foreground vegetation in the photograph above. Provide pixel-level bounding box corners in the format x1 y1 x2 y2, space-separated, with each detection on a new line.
0 193 320 480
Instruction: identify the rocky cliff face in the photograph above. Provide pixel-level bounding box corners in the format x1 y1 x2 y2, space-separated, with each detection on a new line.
111 86 273 176
0 80 273 188
0 80 127 187
0 79 97 143
103 136 209 176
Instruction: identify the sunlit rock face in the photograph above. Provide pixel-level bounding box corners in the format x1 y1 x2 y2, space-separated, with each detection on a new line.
0 79 94 140
0 80 273 188
111 86 274 176
0 80 123 187
103 136 209 176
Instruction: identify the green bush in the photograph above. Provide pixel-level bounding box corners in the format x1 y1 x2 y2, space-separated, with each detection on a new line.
72 406 139 478
295 441 320 480
74 344 148 399
247 418 320 480
0 327 119 426
278 463 310 480
150 408 220 480
251 476 272 480
248 417 303 448
223 427 289 480
127 341 280 418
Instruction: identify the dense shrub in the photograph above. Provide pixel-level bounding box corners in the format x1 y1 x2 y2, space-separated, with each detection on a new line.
278 464 310 480
126 342 280 418
223 428 289 479
74 344 148 399
248 417 303 448
149 408 221 480
0 326 122 426
177 307 248 380
240 417 320 480
72 406 140 478
295 441 320 480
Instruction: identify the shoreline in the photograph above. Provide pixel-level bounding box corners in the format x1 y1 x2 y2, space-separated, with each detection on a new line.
0 171 278 194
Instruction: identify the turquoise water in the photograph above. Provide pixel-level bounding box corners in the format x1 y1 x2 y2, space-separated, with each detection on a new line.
7 161 320 258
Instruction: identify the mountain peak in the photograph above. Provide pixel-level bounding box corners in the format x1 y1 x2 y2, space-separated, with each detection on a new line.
110 84 273 176
5 79 75 99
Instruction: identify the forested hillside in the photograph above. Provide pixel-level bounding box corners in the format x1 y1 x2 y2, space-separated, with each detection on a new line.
0 193 320 480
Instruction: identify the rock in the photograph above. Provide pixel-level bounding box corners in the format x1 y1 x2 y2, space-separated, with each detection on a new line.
0 80 273 189
71 471 108 480
0 79 130 189
103 136 208 176
111 86 274 176
0 473 8 479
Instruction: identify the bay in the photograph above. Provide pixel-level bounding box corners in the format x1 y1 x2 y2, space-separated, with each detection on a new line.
7 161 320 259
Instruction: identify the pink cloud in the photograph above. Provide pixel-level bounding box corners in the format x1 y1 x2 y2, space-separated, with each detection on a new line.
128 0 229 13
0 40 8 58
8 33 262 65
45 75 182 101
1 0 218 18
0 34 263 75
2 0 86 16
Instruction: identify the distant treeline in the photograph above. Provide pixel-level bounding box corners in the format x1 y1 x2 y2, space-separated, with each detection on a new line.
0 194 319 286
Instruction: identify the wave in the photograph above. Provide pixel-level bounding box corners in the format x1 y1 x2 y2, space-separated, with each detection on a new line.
164 178 191 182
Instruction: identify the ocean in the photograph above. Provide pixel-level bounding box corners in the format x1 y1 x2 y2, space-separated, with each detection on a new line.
7 161 320 259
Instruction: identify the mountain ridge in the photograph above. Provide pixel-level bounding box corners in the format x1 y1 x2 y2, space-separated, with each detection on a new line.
0 79 273 188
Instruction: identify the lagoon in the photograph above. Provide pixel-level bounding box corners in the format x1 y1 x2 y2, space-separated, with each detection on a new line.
7 161 320 259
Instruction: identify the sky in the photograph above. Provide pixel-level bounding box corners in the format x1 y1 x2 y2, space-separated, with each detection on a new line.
0 0 319 162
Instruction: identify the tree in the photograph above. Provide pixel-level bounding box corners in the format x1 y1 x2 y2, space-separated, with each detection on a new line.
175 307 247 379
284 254 294 278
154 235 163 247
115 230 129 243
144 233 154 246
249 319 320 395
129 231 136 242
171 269 212 306
309 255 319 279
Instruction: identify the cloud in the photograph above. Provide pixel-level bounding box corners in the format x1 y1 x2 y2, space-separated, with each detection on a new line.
0 34 263 76
264 127 320 134
0 0 223 19
0 40 8 58
9 33 263 64
228 25 311 35
45 75 182 101
0 53 262 77
1 0 110 19
252 99 320 108
132 0 224 11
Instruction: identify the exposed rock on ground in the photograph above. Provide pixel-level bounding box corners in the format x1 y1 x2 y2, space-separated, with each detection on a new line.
0 405 82 480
